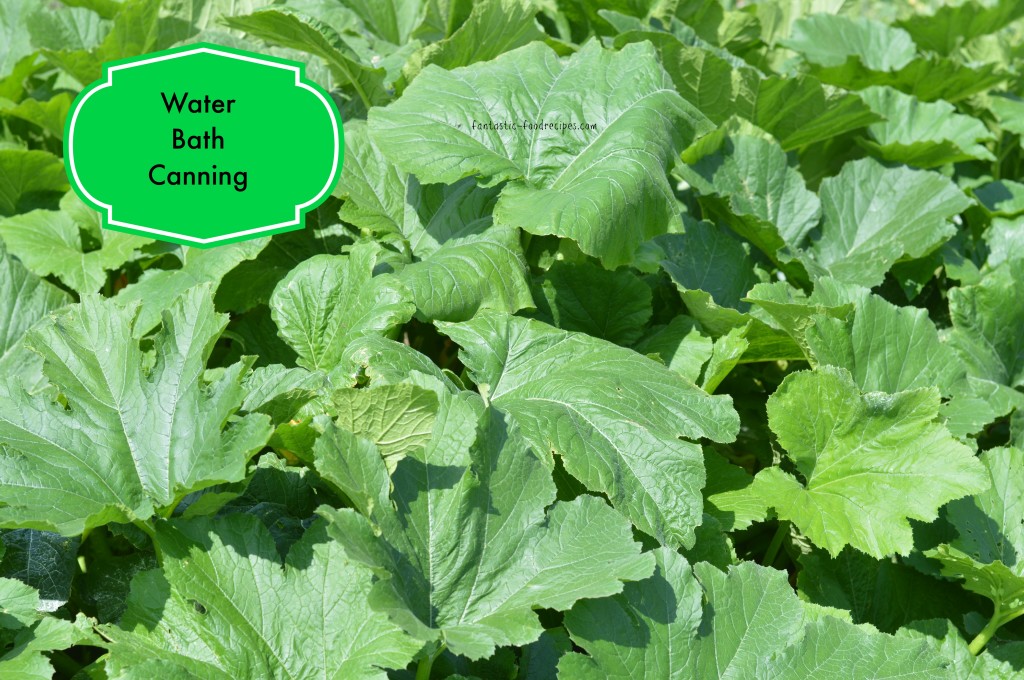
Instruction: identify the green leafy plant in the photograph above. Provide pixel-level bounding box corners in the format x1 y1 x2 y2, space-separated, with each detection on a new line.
4 0 1024 677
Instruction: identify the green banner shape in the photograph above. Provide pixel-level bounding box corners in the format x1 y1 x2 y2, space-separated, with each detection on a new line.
65 43 343 246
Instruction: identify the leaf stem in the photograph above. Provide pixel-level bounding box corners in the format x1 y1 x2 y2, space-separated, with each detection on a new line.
133 519 163 567
969 604 1003 655
969 603 1024 655
415 643 445 680
763 521 789 567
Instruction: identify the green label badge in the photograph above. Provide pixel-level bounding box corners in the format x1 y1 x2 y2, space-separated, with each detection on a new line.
65 43 342 246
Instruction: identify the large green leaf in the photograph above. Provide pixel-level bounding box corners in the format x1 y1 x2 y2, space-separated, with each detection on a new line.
785 15 917 73
0 287 272 535
404 0 547 80
330 381 438 465
269 244 414 372
750 279 1012 438
222 8 388 109
784 14 1007 102
0 150 67 217
340 0 425 44
948 260 1024 388
655 221 763 310
0 93 73 140
397 226 533 322
614 30 878 150
800 281 965 394
116 240 268 334
0 0 37 80
338 120 503 252
102 516 421 679
798 158 970 287
560 551 944 679
857 86 995 168
753 366 988 557
0 243 70 362
926 448 1024 637
895 0 1024 55
0 205 151 295
369 40 712 267
337 122 531 321
39 0 161 86
317 377 654 659
678 133 820 263
440 312 738 548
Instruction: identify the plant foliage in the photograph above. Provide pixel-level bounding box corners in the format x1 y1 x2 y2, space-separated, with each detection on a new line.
3 0 1024 677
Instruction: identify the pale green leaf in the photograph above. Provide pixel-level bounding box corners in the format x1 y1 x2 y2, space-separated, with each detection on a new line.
398 226 533 322
222 8 388 108
330 382 438 464
785 14 1007 102
562 553 946 679
0 93 73 140
948 260 1024 388
0 1 37 79
0 243 70 362
895 0 1024 55
614 31 877 149
0 206 151 294
754 366 988 557
799 158 970 287
404 0 546 80
0 287 272 535
703 449 767 532
785 15 916 72
858 86 995 167
679 136 821 264
339 0 424 44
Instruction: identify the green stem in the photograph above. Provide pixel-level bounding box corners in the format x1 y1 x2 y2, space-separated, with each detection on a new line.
415 643 445 680
970 603 1024 655
763 521 789 567
969 604 1003 655
133 519 163 567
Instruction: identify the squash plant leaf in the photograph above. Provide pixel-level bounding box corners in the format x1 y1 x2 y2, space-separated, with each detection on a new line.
927 448 1024 649
754 366 988 558
0 286 272 535
560 550 945 679
440 312 739 548
318 375 654 659
369 40 712 268
798 158 971 288
102 515 421 679
269 244 415 372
